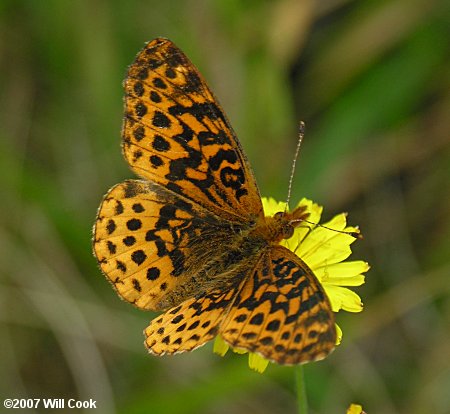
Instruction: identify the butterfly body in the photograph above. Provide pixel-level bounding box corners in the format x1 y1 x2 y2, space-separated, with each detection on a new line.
93 38 336 365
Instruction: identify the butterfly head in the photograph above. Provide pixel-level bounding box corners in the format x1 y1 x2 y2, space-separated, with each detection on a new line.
266 205 310 243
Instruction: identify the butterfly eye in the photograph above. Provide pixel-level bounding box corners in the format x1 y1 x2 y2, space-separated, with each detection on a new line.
274 211 284 220
283 225 294 239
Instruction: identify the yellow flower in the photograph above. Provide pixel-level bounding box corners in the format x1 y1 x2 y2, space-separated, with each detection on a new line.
214 197 369 372
347 403 366 414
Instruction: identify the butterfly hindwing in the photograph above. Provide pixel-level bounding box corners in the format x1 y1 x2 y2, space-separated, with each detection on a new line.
144 288 239 354
93 179 243 311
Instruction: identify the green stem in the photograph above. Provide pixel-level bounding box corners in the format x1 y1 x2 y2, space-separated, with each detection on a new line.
295 364 308 414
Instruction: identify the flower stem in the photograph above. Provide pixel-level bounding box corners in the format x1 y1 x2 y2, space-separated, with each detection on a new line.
295 365 308 414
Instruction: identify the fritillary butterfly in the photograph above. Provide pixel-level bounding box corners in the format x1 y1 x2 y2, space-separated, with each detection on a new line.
93 38 336 365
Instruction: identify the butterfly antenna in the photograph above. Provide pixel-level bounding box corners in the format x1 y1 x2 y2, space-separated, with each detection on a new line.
295 218 363 239
285 121 305 213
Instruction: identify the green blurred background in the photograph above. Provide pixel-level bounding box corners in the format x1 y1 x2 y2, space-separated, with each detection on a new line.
1 1 449 413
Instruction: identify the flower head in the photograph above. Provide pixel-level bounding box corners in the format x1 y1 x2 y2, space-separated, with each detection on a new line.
214 197 369 372
347 403 366 414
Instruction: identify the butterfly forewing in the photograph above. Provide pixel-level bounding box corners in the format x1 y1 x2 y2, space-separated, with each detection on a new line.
123 38 263 222
220 246 336 364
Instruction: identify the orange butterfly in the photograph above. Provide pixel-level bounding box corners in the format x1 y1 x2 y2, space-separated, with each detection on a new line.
93 38 336 365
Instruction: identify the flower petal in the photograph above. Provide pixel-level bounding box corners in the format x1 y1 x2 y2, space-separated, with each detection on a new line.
298 229 361 268
262 197 285 216
335 323 343 345
248 353 270 373
289 198 323 247
315 261 369 286
323 285 364 312
294 213 352 257
213 335 229 356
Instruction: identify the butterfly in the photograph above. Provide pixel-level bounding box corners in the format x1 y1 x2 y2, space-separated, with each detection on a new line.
93 38 336 365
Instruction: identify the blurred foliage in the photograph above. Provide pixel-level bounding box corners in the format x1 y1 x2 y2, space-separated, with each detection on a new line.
1 0 449 413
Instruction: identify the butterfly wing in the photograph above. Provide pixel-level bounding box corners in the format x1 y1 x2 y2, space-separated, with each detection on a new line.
123 37 263 223
144 287 240 355
220 246 336 365
93 179 245 311
142 245 336 364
